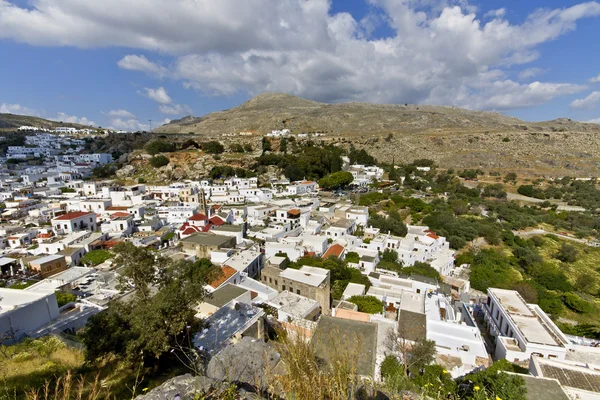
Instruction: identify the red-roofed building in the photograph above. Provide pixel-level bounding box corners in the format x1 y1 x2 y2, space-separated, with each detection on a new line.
52 212 97 234
188 213 209 227
207 265 240 291
322 244 346 260
209 216 225 226
110 212 131 219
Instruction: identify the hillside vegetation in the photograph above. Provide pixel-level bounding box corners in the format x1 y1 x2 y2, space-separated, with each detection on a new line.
155 92 600 177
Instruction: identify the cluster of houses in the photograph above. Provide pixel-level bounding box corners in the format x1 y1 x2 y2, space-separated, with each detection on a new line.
1 133 113 185
0 146 599 397
18 126 96 135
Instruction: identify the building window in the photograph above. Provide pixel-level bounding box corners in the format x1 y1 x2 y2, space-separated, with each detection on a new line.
269 277 272 283
296 289 300 295
275 280 278 286
289 287 293 293
416 289 421 294
282 285 286 291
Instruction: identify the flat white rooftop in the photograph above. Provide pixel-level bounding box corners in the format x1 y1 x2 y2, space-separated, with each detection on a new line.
30 254 64 265
343 283 366 299
280 266 328 287
489 288 533 316
0 288 51 314
267 291 319 316
400 290 425 314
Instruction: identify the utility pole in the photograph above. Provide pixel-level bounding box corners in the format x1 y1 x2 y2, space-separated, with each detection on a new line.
148 119 152 131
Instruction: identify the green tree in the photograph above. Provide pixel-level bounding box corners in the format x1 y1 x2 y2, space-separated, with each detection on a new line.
280 137 288 153
262 137 272 153
81 250 113 266
555 243 578 263
145 139 175 155
381 249 399 264
55 291 77 307
318 171 354 190
243 143 253 152
149 155 169 168
347 295 384 314
81 257 215 364
112 242 164 300
504 172 518 184
202 141 225 154
229 143 244 153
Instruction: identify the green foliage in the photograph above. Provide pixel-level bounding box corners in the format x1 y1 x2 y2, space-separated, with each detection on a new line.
60 187 76 193
358 192 389 206
558 323 600 340
280 137 288 153
348 148 376 166
380 355 402 379
555 242 578 263
209 165 256 179
81 250 113 266
262 136 272 153
81 248 215 363
345 251 360 263
458 360 527 400
202 140 225 154
92 163 117 178
347 295 384 314
504 172 518 183
458 169 483 180
318 171 354 190
563 292 593 313
243 143 253 152
369 214 407 237
402 261 441 280
55 291 77 307
229 143 244 153
468 249 520 291
255 142 344 181
481 183 507 199
517 184 546 199
502 137 510 142
145 139 175 155
149 155 169 168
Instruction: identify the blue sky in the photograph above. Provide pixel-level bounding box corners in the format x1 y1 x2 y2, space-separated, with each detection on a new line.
1 0 600 130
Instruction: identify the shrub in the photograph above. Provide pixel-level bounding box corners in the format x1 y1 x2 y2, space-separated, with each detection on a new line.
149 155 169 168
563 293 593 313
229 143 244 153
145 139 175 155
555 243 578 263
202 141 225 154
55 291 77 307
347 295 384 314
81 250 113 266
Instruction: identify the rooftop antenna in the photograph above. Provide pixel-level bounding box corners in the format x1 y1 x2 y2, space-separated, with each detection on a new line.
148 119 153 131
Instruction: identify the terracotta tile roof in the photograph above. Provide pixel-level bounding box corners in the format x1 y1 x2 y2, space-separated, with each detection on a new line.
209 216 225 226
37 233 53 239
111 212 130 218
54 211 94 221
179 222 190 231
189 213 208 221
322 244 345 259
287 208 301 216
106 206 129 211
426 233 440 240
182 226 201 236
209 265 237 289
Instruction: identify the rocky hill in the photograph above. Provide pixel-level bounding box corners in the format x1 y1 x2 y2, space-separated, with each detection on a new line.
0 113 89 131
156 93 600 177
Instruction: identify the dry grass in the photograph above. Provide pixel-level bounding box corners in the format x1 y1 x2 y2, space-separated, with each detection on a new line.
272 328 366 400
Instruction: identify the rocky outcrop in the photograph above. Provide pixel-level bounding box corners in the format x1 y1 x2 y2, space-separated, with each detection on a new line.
207 337 281 389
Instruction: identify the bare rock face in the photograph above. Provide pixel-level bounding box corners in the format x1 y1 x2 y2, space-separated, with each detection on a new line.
134 374 264 400
206 337 280 389
116 164 136 178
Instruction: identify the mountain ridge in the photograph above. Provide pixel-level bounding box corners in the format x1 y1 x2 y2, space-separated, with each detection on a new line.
0 113 91 131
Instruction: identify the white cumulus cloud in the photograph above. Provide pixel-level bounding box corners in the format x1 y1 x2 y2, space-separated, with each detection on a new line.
140 87 172 104
1 0 600 110
591 74 600 83
118 55 168 78
0 102 39 115
107 109 136 118
158 103 192 115
54 112 95 126
108 118 149 131
570 91 600 109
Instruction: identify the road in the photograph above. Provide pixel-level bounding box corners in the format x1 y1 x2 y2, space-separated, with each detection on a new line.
461 180 586 212
513 229 588 244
